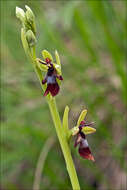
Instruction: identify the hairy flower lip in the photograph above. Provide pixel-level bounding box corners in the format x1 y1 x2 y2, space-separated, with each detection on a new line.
74 130 95 162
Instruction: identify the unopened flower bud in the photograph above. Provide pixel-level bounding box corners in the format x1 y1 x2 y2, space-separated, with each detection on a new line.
25 5 34 22
16 6 25 24
25 5 36 34
26 30 36 47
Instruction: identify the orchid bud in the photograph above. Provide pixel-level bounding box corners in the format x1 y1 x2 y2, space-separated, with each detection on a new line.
25 5 36 34
16 6 25 24
26 30 36 47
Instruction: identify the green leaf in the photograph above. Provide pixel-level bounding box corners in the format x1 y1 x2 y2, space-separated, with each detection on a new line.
42 50 53 62
63 106 69 135
77 109 87 126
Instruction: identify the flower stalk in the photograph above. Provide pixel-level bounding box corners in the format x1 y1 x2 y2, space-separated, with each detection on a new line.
16 6 80 190
16 5 97 189
48 98 80 189
23 29 80 190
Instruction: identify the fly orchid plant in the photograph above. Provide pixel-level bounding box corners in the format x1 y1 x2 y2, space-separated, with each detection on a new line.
16 5 96 190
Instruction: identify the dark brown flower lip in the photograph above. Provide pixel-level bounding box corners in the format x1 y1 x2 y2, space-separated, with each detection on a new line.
79 146 95 161
43 83 59 97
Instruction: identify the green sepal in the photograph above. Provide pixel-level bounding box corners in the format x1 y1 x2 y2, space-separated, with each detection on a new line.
55 50 61 66
42 50 53 62
77 109 87 126
82 126 96 135
54 64 62 75
63 106 69 136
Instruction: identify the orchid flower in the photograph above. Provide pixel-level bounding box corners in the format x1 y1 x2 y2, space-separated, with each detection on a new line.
72 110 96 161
63 108 96 161
74 120 95 161
36 50 63 97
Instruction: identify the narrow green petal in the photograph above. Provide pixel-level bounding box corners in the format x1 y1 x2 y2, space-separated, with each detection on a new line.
55 50 61 66
63 106 69 135
42 50 53 62
77 109 87 126
82 126 96 135
36 58 48 71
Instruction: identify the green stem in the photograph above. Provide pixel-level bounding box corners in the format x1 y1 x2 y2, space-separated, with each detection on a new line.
48 98 80 190
21 28 80 190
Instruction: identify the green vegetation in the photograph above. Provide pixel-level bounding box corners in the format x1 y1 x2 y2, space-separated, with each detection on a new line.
1 1 127 190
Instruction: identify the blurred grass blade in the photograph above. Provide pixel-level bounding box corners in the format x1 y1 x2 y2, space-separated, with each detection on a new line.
33 137 55 190
74 8 97 62
87 1 127 104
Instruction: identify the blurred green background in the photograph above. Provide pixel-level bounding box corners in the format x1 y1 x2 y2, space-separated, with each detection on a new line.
1 0 127 190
